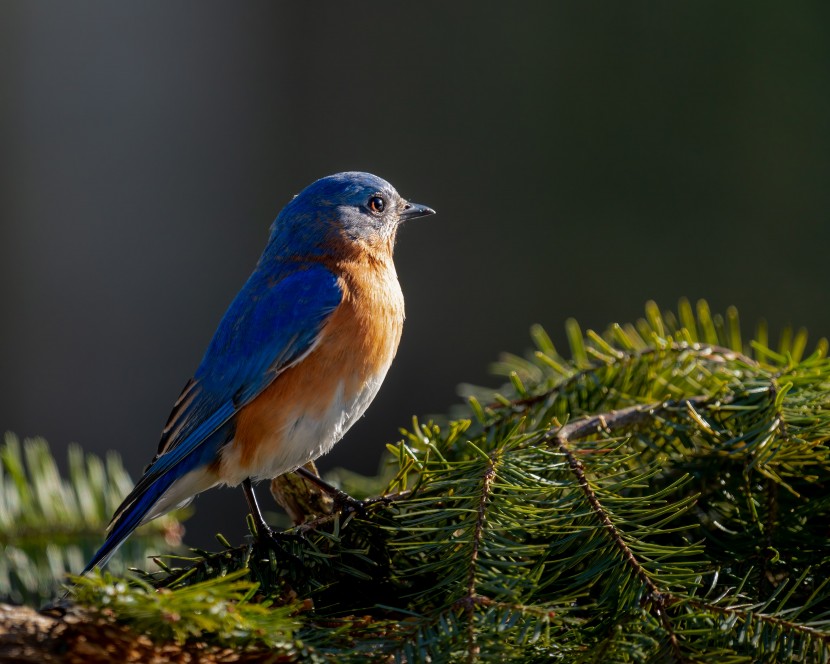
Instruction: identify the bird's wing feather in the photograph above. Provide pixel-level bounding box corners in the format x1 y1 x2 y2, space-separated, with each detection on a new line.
130 262 343 495
156 263 343 459
83 264 343 572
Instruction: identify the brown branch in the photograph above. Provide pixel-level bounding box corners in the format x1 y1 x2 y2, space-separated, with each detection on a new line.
541 387 819 659
542 399 721 659
549 422 665 602
1 603 275 663
461 453 498 664
761 477 780 597
686 597 830 647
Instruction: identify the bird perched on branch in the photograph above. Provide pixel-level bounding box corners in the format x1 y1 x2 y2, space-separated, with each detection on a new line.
83 172 434 573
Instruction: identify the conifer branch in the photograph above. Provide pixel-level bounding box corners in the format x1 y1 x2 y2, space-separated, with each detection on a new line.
6 300 830 661
550 403 697 659
761 477 779 597
490 342 754 416
0 434 184 606
462 450 498 663
686 596 830 647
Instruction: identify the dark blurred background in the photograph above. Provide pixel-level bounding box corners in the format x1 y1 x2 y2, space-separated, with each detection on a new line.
2 3 829 547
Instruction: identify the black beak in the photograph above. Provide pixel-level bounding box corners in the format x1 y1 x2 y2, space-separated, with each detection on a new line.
399 201 436 221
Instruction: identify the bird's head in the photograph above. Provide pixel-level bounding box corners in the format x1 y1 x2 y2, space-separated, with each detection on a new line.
269 172 435 257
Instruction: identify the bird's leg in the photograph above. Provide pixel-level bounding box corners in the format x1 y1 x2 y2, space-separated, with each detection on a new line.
242 478 305 565
242 477 275 538
294 466 391 515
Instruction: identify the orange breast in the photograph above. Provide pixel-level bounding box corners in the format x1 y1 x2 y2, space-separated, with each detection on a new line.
218 251 404 484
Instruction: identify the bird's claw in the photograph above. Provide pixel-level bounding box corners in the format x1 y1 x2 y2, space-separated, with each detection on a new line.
333 491 393 516
256 526 300 546
252 525 304 563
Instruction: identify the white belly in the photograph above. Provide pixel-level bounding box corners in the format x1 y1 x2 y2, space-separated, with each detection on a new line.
219 372 388 486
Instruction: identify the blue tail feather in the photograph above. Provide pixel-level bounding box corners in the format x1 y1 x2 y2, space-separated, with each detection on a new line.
81 462 191 574
82 422 232 575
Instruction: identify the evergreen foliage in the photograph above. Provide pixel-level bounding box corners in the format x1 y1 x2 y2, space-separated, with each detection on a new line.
0 433 184 605
6 300 830 661
70 568 298 651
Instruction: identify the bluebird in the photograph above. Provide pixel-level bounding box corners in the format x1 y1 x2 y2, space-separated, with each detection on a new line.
83 172 434 573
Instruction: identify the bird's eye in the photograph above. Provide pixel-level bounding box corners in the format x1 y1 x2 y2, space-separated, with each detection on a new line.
368 195 385 214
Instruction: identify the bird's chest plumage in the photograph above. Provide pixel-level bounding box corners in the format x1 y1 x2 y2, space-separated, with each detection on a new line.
219 256 404 484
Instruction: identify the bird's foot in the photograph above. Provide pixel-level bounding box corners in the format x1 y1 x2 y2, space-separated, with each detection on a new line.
257 531 304 566
247 515 304 560
291 465 400 517
332 490 394 516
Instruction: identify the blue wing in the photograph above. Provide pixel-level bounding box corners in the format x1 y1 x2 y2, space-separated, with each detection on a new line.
157 263 343 458
83 262 343 573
